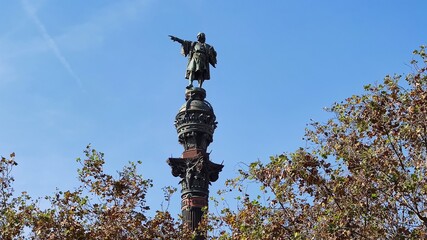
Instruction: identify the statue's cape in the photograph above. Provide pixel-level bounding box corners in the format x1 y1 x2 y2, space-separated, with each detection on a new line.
208 45 217 67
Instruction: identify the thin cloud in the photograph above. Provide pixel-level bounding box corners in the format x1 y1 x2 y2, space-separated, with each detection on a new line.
57 0 152 51
21 0 83 88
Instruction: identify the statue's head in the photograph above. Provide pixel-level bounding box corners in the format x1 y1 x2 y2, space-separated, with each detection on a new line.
197 32 206 43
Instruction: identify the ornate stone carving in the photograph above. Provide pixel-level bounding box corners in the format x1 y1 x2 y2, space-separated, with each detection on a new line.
167 154 223 194
174 88 217 151
167 86 223 236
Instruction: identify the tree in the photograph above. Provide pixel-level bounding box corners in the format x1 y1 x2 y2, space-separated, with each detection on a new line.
1 153 35 240
212 46 427 239
1 146 196 240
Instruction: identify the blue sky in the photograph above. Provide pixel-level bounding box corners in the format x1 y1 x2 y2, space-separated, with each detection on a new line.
1 0 426 215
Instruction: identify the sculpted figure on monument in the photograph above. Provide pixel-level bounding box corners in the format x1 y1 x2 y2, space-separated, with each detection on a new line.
169 32 217 89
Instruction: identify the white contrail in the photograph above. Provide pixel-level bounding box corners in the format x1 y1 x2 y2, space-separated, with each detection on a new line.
21 0 83 88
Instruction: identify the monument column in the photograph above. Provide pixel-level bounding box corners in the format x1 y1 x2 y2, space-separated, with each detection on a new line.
167 33 222 238
167 88 223 236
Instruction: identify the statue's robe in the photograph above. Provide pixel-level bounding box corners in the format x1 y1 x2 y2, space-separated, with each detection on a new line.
181 41 217 81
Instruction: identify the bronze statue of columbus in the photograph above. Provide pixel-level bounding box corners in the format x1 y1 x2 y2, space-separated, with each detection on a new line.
169 32 217 89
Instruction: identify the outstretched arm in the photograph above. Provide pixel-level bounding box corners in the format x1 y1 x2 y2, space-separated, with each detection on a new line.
168 35 184 44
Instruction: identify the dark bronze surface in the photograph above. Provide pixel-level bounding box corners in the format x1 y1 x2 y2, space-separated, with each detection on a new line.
167 86 223 237
169 33 217 89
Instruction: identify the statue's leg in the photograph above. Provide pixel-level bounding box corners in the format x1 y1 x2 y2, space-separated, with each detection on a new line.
198 80 204 88
186 80 193 89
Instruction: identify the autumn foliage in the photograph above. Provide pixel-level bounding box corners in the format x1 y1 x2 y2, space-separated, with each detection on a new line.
213 46 427 239
1 47 427 239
